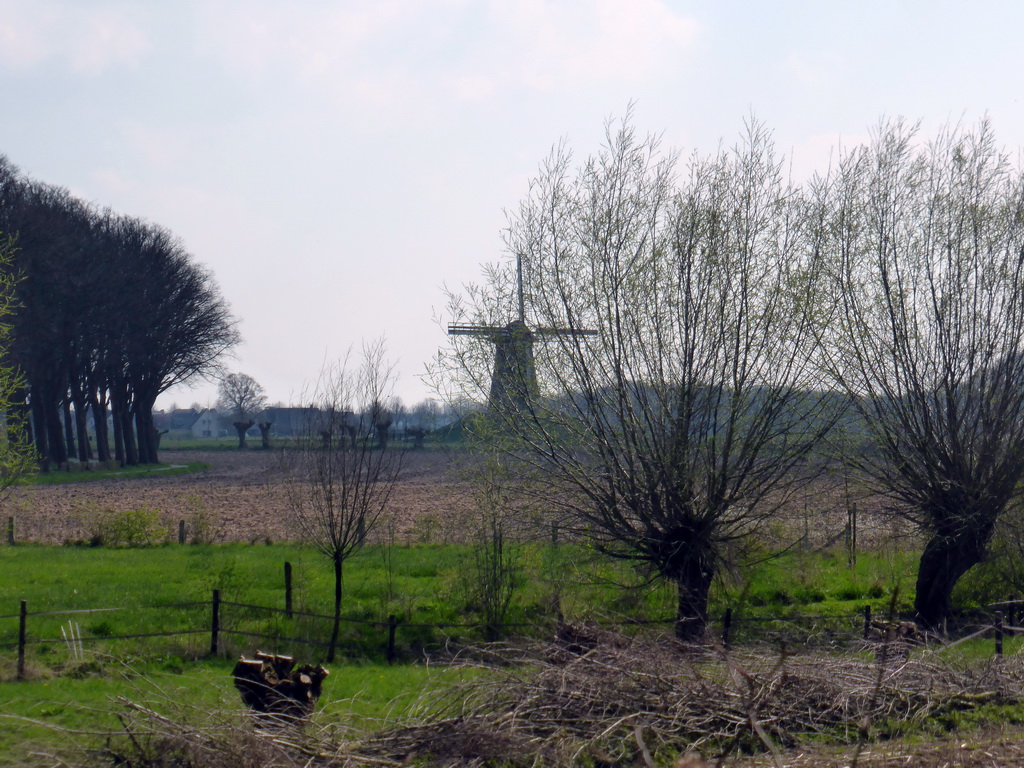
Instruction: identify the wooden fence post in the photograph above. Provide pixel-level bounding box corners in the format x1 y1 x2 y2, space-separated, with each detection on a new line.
7 516 13 546
847 503 857 568
284 562 293 619
210 589 220 656
995 612 1004 658
178 520 186 545
863 605 872 639
387 614 397 663
17 600 26 680
722 607 733 648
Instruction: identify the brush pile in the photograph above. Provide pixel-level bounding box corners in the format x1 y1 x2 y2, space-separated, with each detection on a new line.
348 627 1024 765
98 629 1024 767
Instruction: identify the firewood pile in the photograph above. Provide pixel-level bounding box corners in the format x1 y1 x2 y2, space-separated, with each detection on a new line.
868 619 924 643
232 651 329 718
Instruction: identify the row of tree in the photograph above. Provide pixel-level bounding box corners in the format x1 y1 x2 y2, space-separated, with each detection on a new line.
215 370 451 449
0 157 238 468
439 115 1024 633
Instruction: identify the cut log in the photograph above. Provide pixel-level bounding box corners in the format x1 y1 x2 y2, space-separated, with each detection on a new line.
232 652 329 718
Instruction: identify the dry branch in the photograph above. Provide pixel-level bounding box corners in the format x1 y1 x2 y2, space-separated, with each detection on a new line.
88 631 1024 767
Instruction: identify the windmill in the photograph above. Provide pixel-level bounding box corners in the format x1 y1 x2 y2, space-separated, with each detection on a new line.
448 253 597 414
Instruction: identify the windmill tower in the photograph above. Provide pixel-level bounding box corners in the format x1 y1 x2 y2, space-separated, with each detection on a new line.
448 254 597 414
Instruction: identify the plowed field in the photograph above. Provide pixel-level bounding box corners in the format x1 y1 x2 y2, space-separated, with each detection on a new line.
8 450 475 545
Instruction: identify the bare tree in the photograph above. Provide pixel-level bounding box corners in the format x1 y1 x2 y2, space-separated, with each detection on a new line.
285 340 404 662
257 420 273 449
460 451 525 641
409 398 442 430
816 119 1024 629
406 398 445 448
369 398 393 450
217 372 267 449
439 115 834 639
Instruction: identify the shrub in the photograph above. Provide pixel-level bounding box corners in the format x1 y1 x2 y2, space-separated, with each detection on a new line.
181 493 219 544
795 587 826 604
866 582 886 599
89 508 167 547
836 585 862 601
953 508 1024 609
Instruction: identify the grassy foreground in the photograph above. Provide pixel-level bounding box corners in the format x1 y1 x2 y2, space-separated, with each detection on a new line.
0 541 1016 764
0 655 477 763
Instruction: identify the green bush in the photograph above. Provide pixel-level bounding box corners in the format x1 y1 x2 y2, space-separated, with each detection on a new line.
770 588 793 605
836 585 862 601
953 509 1024 609
181 493 219 544
748 588 794 607
795 587 826 604
88 508 167 547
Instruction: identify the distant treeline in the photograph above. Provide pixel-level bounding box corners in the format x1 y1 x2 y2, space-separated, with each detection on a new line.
0 157 237 468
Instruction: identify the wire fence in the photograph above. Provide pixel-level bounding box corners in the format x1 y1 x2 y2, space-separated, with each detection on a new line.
4 589 1022 680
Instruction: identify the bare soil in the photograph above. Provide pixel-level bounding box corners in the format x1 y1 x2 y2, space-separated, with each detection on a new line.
8 450 908 550
8 450 476 545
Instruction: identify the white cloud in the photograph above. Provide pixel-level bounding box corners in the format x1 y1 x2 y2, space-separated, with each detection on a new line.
69 8 151 75
193 1 406 80
0 1 150 73
781 50 843 89
489 0 698 90
452 73 496 101
0 2 57 69
111 121 202 173
192 0 698 118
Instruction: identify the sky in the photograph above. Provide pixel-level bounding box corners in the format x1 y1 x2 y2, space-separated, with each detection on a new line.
1 0 1022 411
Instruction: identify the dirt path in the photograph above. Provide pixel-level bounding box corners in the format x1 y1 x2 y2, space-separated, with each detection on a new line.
8 450 474 545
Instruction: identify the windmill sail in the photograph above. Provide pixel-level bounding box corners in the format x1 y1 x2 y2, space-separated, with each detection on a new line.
448 253 596 415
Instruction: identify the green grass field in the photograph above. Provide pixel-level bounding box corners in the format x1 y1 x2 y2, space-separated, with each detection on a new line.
0 542 676 669
0 541 932 687
0 543 931 663
22 461 211 485
0 540 1013 764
